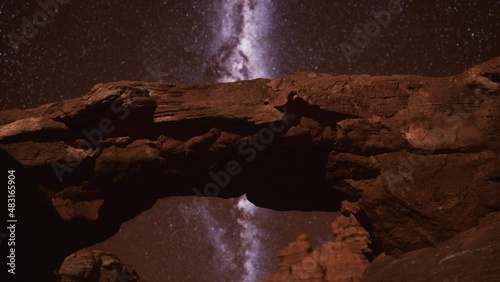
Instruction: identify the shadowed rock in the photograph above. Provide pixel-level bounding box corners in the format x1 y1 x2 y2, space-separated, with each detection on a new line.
362 212 500 282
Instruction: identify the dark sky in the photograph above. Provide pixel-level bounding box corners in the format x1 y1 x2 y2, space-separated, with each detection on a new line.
1 0 499 281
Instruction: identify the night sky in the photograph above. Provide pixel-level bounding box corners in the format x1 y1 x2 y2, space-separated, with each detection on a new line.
1 0 499 281
1 0 499 110
92 196 338 282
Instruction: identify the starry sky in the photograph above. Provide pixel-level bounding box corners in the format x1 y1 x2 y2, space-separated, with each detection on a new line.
93 196 338 282
1 0 499 110
1 0 499 281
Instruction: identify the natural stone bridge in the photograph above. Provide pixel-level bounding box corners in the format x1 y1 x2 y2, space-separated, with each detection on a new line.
1 57 499 281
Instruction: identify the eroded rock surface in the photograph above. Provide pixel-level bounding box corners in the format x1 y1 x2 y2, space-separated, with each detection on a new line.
58 249 141 282
265 215 370 282
362 212 500 282
0 57 499 280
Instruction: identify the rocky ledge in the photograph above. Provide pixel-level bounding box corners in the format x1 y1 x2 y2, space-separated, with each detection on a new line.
0 57 499 280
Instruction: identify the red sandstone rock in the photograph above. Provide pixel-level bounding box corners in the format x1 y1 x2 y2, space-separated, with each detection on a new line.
362 212 500 282
264 215 370 282
0 57 498 280
58 249 141 282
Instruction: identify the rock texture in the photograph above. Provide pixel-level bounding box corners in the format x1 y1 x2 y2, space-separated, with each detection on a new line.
58 249 141 282
264 215 370 282
0 57 499 280
362 211 500 282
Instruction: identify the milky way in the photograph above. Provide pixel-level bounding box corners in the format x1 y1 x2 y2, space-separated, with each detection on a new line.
199 195 269 281
213 0 272 82
92 196 337 281
211 2 273 278
200 204 238 275
1 1 498 110
205 1 274 278
236 195 264 282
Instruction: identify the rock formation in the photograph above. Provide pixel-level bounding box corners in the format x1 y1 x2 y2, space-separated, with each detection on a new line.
264 214 370 282
58 249 140 282
363 211 500 282
0 56 498 280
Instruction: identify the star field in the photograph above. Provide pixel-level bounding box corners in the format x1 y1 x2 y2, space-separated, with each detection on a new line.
1 1 499 281
1 0 498 110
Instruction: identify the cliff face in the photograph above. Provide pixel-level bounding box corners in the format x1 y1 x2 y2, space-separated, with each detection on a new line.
0 57 498 280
